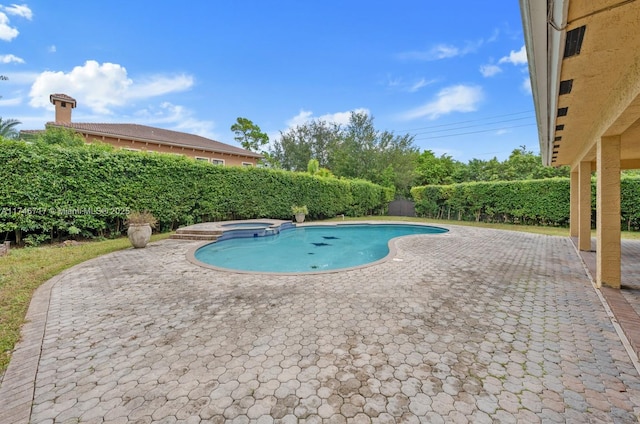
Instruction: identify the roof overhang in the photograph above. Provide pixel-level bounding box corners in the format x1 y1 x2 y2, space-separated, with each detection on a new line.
46 122 264 159
520 0 568 167
521 0 640 170
49 94 77 108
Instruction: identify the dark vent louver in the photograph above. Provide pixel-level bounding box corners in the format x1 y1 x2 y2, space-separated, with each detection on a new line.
554 136 562 141
559 80 573 95
556 124 565 131
557 107 568 117
564 26 586 58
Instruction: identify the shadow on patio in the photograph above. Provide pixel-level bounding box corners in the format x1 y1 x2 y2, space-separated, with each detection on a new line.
573 237 640 358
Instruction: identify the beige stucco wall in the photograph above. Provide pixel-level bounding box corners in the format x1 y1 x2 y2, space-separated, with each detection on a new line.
554 2 640 169
53 100 73 124
81 134 258 167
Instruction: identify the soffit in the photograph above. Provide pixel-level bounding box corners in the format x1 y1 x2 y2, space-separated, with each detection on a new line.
552 0 640 168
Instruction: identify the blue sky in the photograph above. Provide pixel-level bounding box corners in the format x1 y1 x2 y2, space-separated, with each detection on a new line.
0 1 536 162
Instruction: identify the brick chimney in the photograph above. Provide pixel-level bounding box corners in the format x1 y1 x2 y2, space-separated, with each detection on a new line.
49 93 77 123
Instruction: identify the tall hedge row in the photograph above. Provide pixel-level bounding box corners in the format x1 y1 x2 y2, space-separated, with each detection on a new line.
0 140 393 244
411 177 640 230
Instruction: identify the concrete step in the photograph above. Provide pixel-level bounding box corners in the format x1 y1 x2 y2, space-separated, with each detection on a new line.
169 233 220 241
174 228 223 236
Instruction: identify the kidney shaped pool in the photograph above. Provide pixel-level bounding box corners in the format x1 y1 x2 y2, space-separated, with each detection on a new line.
191 223 448 274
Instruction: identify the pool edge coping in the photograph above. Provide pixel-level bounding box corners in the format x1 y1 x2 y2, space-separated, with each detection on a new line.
185 220 451 275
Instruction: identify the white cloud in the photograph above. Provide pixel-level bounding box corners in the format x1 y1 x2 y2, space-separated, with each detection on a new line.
479 64 502 77
386 75 436 93
127 74 194 99
0 12 18 41
399 84 484 121
28 60 194 114
398 44 460 61
2 4 33 20
286 110 314 128
487 28 500 43
522 76 532 94
286 108 369 128
279 107 371 142
318 109 369 125
48 45 56 53
430 44 460 59
499 45 528 66
386 76 401 88
0 4 32 42
0 53 23 63
0 95 22 106
133 102 218 139
409 78 434 93
398 31 497 62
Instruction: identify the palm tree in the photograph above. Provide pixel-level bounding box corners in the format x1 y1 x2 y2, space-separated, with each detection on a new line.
0 117 21 139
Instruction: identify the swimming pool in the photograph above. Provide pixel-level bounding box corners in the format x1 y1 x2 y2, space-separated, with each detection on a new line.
192 223 448 274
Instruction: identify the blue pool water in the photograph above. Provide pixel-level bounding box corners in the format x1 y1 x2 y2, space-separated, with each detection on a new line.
194 224 448 273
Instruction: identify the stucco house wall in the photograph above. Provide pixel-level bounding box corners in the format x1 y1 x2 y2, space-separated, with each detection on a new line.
77 133 258 166
41 93 261 167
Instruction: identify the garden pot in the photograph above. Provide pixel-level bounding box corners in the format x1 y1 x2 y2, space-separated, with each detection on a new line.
295 213 306 223
128 223 152 248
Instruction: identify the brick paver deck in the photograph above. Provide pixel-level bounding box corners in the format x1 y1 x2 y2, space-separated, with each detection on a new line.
572 237 640 364
1 224 639 423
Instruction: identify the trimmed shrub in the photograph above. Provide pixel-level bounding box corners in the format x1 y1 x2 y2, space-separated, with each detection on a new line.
412 177 640 230
0 140 392 244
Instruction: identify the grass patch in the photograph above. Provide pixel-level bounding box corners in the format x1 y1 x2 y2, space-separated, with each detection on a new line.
0 233 171 375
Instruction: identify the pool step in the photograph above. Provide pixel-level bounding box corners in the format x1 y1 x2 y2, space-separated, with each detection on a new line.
170 228 222 241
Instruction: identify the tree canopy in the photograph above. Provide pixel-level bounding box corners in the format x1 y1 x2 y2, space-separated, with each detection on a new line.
241 113 569 196
230 117 269 152
0 117 21 139
32 127 86 147
419 146 570 184
271 112 418 196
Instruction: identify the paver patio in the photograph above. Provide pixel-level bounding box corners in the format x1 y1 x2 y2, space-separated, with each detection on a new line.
1 224 639 423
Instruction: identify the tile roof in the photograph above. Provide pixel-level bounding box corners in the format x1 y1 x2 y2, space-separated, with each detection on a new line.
49 93 77 107
48 122 262 158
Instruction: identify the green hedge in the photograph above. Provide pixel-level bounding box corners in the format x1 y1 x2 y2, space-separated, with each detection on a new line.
411 177 640 230
0 140 393 244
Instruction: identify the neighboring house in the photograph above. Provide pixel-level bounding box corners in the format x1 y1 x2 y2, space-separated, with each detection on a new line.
26 94 262 167
521 0 640 289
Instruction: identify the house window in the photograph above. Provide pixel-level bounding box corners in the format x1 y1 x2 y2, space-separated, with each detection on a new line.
211 159 225 166
195 157 210 162
242 162 253 167
61 101 67 108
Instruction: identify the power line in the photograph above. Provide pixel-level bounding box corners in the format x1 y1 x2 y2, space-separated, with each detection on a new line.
411 116 534 135
397 110 534 133
413 123 536 140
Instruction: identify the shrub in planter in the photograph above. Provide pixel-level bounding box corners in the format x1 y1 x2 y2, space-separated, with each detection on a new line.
291 205 308 223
